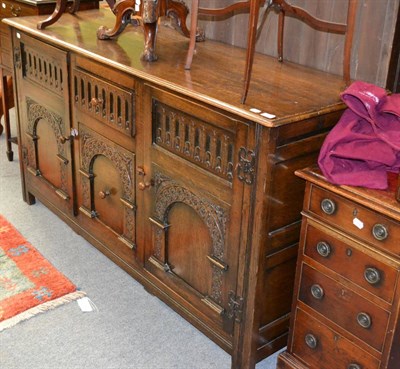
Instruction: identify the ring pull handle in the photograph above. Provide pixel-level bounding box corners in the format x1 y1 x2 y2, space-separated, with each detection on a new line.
348 364 362 369
311 284 324 300
364 267 381 285
304 333 318 349
321 198 336 215
316 241 331 258
357 312 372 329
372 223 388 241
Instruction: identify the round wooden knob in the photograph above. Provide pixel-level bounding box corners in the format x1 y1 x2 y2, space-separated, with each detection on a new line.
138 182 151 191
99 190 111 199
138 178 154 191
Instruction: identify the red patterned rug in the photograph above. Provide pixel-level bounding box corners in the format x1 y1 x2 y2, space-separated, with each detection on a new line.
0 214 85 331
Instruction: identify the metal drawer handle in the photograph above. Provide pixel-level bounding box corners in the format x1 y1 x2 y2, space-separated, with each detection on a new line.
348 364 362 369
372 223 388 241
357 312 372 329
321 198 336 215
316 241 331 258
11 4 21 16
364 267 381 285
305 333 318 349
311 284 324 300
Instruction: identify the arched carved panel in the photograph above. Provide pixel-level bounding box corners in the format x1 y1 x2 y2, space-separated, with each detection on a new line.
152 170 228 304
25 97 69 197
78 125 136 245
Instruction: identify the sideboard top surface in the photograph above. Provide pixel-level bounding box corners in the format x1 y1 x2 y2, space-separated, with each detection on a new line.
3 9 347 127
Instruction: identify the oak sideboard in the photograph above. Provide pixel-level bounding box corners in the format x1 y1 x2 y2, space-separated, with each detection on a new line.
4 9 347 369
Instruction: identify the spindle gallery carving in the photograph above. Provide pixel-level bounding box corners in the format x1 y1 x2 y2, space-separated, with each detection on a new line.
152 171 227 304
78 126 136 245
25 97 69 197
73 69 135 137
153 100 235 182
22 46 65 95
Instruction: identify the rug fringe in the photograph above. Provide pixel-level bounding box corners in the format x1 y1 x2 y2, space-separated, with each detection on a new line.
0 290 86 332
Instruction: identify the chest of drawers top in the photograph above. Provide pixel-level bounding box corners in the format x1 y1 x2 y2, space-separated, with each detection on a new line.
297 167 400 235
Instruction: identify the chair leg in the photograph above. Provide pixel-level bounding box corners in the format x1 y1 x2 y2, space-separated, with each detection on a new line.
185 0 199 70
241 0 262 104
343 0 358 85
277 10 284 62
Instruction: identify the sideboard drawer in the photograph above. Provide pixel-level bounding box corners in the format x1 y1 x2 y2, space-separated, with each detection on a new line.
303 220 399 304
292 308 381 369
299 263 390 351
72 68 135 137
307 185 400 256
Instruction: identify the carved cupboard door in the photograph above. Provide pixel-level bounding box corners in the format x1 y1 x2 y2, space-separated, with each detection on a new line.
74 123 137 266
13 32 73 213
142 86 253 342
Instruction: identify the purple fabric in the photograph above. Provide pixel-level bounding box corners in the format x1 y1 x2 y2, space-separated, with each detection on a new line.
318 81 400 189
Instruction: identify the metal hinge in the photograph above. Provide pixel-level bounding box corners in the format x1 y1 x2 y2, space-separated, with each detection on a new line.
236 147 256 185
226 291 244 323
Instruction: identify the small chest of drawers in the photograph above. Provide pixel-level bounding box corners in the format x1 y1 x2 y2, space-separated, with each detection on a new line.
277 167 400 369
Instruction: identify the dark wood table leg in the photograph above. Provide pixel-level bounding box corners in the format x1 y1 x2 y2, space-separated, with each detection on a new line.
98 0 190 62
37 0 80 30
141 0 159 61
37 0 68 29
1 71 14 161
97 0 137 40
163 0 190 37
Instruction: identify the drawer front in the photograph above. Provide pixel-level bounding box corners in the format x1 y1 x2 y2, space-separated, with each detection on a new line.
308 185 400 256
299 263 390 351
0 0 36 18
17 35 68 97
292 308 380 369
303 221 399 303
72 68 135 137
152 97 236 182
